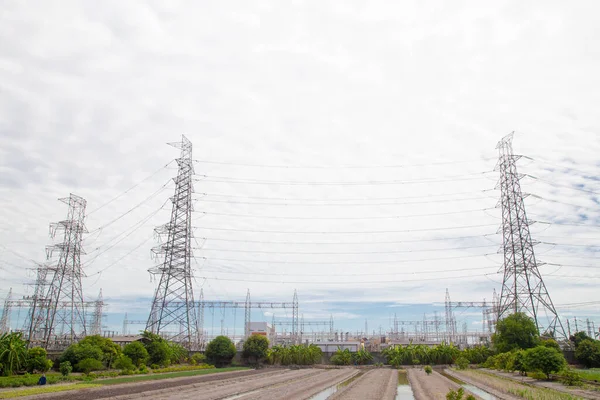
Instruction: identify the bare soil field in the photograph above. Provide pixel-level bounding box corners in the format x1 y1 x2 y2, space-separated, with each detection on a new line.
329 368 398 400
407 368 480 400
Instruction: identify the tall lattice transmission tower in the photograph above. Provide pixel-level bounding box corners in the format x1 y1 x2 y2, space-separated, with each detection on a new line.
495 133 566 340
146 135 198 349
42 194 88 347
0 288 13 333
89 289 104 336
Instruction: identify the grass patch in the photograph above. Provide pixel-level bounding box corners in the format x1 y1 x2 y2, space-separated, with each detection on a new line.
98 367 249 385
0 384 101 399
573 369 600 382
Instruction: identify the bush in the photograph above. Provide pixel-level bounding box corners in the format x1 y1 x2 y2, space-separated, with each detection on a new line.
574 339 600 368
123 341 149 368
76 358 104 374
59 361 73 377
424 365 432 375
205 336 236 368
524 346 566 379
352 348 374 365
558 368 582 386
25 347 53 373
330 348 353 366
114 355 135 372
455 356 469 370
141 332 172 367
138 365 149 374
190 353 206 365
446 387 476 400
243 335 269 365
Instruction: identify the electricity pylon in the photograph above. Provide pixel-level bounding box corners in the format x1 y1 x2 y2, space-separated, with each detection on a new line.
495 133 566 340
146 135 198 349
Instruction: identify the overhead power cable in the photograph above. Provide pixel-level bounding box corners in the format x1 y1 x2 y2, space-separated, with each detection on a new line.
195 208 494 221
87 161 174 215
196 171 493 186
202 252 498 265
193 223 497 234
200 234 499 245
198 272 498 285
196 244 497 255
192 157 496 169
200 264 498 277
529 175 600 195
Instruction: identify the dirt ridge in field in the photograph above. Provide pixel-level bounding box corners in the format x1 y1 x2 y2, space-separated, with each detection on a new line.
329 368 398 400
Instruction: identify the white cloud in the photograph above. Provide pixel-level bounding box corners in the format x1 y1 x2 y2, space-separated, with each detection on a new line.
1 0 599 333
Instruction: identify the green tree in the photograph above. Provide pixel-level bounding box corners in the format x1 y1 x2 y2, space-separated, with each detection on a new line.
352 348 374 365
0 332 28 376
541 339 561 351
205 336 236 367
141 331 172 367
123 341 149 367
25 347 53 373
59 361 73 376
570 331 591 348
60 343 103 368
330 347 353 365
524 345 566 379
76 358 104 374
492 312 539 353
77 335 121 368
243 335 269 365
114 355 135 371
168 342 188 364
574 339 600 368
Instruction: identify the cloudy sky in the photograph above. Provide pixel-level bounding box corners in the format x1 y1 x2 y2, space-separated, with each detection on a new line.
1 0 599 338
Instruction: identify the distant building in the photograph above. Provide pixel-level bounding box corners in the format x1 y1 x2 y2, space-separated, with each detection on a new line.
109 335 144 347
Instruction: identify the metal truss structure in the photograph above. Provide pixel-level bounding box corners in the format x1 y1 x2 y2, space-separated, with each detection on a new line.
146 135 199 349
495 133 567 340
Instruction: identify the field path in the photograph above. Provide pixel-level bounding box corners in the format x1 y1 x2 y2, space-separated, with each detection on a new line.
329 368 398 400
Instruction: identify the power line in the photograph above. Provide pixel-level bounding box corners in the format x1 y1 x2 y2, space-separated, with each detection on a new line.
197 171 493 186
87 161 174 215
199 234 498 246
202 253 498 265
196 208 494 221
196 244 498 255
192 157 496 169
193 223 498 234
530 175 600 195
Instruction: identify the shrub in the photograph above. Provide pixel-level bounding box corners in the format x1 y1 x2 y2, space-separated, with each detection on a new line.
114 355 135 372
59 361 73 377
123 341 149 367
446 387 475 400
141 332 172 367
243 335 269 365
190 353 206 365
330 348 353 366
558 368 582 386
0 332 28 376
25 347 53 373
76 358 104 374
352 348 374 365
574 339 600 368
205 336 236 368
524 346 566 379
138 365 149 374
424 365 433 375
455 356 469 370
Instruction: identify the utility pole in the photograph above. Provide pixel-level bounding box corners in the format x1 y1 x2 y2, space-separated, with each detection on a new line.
495 133 566 340
146 135 198 349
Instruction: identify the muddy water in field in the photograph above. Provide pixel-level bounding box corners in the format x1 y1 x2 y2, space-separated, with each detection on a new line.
395 371 415 400
307 371 364 400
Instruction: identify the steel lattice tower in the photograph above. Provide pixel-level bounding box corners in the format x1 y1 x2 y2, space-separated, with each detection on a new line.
495 133 566 340
0 288 13 333
43 194 88 347
89 289 104 336
146 135 198 349
24 265 50 344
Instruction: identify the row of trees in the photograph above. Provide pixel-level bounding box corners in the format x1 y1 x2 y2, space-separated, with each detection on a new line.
382 342 492 367
0 332 53 376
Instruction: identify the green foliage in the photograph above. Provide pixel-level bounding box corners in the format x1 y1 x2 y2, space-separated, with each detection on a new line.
492 312 540 353
190 353 206 365
541 339 561 351
461 345 493 365
205 336 236 367
352 348 373 365
242 335 269 365
445 387 476 400
168 342 188 364
151 364 216 373
574 339 600 368
123 341 149 367
557 368 583 386
77 335 121 368
59 361 72 377
511 350 527 375
24 347 52 373
0 333 28 376
570 331 591 348
59 342 104 370
383 342 461 367
114 355 135 371
330 347 353 365
141 331 172 367
424 365 433 375
75 358 104 375
524 345 567 379
268 344 322 366
455 356 469 370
